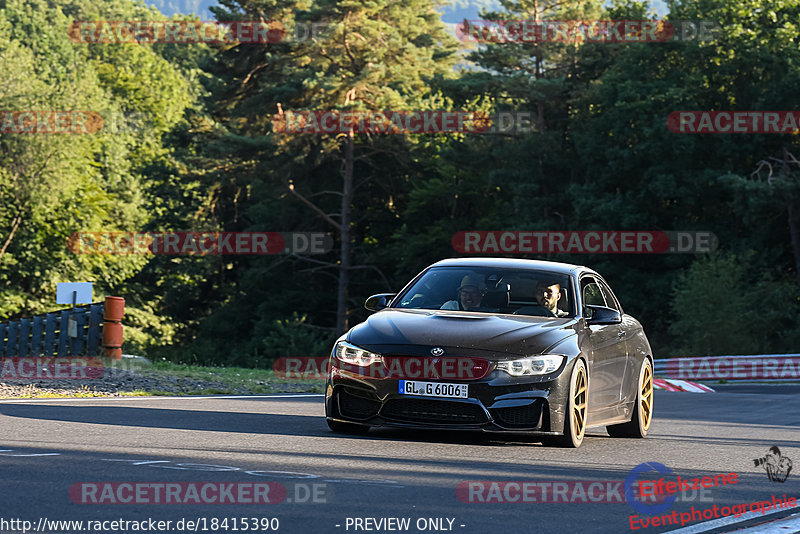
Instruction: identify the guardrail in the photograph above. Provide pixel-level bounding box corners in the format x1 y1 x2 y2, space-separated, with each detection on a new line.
654 354 800 381
0 296 125 359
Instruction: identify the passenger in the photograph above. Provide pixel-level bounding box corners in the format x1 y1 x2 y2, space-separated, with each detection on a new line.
441 275 485 311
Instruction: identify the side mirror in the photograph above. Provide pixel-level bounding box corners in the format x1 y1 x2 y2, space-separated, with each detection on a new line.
585 305 622 325
365 293 396 312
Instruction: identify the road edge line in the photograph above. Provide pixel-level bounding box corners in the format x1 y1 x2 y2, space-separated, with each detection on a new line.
663 502 799 534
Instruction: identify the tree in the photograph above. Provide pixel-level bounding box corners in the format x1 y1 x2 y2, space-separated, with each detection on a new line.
669 253 757 356
198 0 459 342
0 0 201 351
747 149 800 290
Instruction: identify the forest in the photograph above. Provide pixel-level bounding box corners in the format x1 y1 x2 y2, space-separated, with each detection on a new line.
1 0 799 367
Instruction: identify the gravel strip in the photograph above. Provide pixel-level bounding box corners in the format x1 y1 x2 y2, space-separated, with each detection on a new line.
0 366 319 398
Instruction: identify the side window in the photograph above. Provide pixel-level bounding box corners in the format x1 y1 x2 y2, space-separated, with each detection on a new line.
557 284 572 316
597 279 622 314
581 277 606 317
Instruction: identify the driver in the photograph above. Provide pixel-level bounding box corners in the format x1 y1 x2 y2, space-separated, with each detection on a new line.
537 281 568 317
441 275 485 311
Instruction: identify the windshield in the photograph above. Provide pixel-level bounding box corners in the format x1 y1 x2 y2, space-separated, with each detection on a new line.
394 266 574 317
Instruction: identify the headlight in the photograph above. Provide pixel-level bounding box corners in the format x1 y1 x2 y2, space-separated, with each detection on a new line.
496 355 565 376
334 341 382 366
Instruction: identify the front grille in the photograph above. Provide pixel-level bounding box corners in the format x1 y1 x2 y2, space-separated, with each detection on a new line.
492 402 543 428
338 388 380 419
381 399 487 425
381 356 491 380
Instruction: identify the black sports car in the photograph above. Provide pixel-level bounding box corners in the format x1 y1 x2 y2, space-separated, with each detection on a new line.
324 258 654 447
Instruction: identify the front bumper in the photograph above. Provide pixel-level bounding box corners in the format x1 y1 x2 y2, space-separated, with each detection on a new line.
325 359 576 434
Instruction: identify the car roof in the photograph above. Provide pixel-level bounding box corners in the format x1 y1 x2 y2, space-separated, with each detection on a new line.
429 257 595 277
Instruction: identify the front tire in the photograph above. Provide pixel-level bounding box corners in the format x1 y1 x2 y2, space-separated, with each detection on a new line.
607 358 653 438
326 418 370 435
543 359 587 448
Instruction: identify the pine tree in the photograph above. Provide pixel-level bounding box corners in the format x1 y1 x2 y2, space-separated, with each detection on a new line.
207 0 459 333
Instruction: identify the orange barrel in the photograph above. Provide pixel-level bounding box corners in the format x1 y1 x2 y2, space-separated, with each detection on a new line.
106 347 122 360
103 322 123 347
104 296 125 322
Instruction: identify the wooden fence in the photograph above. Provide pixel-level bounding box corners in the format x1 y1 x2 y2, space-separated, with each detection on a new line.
0 302 110 358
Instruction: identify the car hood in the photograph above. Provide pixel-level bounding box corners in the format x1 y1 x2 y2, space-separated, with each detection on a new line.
347 309 577 358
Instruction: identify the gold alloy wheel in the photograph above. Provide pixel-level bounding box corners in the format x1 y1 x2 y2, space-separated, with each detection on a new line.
572 364 587 439
640 362 653 431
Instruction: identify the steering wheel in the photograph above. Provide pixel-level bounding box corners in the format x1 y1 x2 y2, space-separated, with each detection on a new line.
513 305 556 317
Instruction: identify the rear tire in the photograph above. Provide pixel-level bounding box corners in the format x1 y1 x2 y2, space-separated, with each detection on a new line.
607 358 653 438
326 418 370 435
544 359 587 448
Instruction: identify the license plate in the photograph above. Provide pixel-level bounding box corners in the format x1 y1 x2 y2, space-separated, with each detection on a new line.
399 380 468 399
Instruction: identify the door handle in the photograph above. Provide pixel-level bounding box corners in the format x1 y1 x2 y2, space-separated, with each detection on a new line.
617 331 626 337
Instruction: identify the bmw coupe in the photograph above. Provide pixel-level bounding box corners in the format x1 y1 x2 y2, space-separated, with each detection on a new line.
324 258 654 447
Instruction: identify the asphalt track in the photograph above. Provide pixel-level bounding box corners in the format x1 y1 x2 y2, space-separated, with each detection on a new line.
0 386 798 534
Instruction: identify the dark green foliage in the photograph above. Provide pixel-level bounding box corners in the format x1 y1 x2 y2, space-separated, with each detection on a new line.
2 0 799 364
